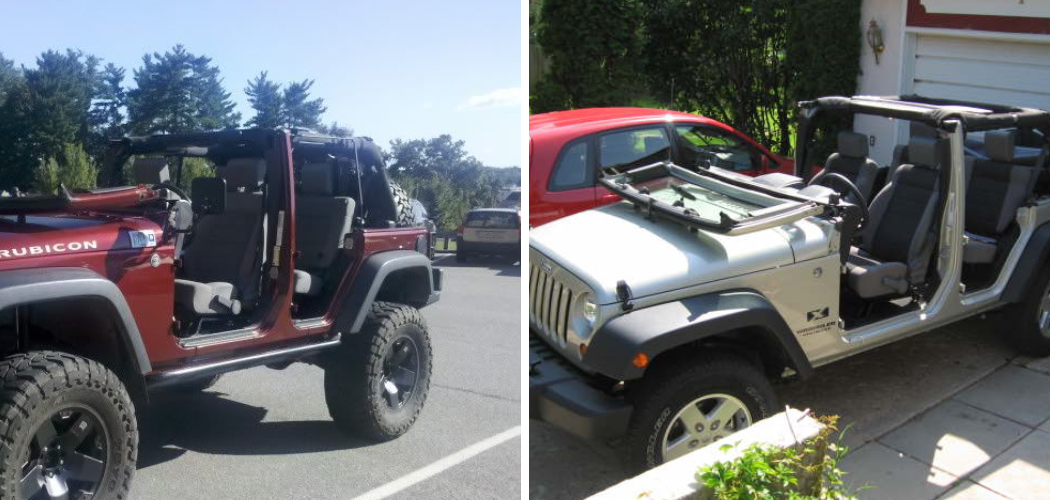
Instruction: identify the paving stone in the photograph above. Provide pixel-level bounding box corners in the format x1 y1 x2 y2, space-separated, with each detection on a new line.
1026 355 1050 375
953 365 1050 427
971 430 1050 500
939 481 1010 500
840 442 957 500
879 400 1028 477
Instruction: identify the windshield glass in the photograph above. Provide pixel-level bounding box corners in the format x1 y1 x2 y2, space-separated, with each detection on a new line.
465 211 519 229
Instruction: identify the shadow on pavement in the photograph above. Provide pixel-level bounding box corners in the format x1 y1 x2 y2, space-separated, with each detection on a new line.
433 253 521 277
137 391 372 468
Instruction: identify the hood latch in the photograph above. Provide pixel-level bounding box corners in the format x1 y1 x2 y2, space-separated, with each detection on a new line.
616 280 635 312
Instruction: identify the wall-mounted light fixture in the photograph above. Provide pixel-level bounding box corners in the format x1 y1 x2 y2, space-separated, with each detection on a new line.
867 19 885 65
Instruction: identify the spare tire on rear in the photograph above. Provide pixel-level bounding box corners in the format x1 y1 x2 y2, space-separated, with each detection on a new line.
390 182 412 227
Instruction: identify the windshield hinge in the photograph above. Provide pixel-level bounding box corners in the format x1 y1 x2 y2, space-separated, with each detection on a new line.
616 280 635 312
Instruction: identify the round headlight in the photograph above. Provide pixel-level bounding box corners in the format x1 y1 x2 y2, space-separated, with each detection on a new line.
582 300 598 327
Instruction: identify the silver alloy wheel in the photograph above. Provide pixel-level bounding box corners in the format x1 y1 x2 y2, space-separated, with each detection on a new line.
661 393 752 463
1038 281 1050 337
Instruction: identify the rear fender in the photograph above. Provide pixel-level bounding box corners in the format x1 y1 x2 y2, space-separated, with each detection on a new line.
335 250 438 335
582 290 814 380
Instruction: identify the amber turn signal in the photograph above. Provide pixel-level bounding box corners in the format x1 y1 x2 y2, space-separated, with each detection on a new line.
632 352 649 368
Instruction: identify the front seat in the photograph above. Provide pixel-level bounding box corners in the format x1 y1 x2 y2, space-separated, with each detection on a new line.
130 157 170 185
174 158 267 315
846 136 944 299
813 131 880 204
293 162 355 296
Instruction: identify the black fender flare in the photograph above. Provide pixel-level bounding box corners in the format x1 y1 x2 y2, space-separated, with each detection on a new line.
0 267 152 375
582 290 814 380
335 250 437 335
1003 221 1050 303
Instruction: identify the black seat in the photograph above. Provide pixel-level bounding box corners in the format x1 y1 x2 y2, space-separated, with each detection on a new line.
846 137 944 299
890 122 938 178
293 161 355 296
813 131 880 205
963 130 1038 264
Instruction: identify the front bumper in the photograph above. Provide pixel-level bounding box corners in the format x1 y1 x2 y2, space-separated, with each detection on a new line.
529 334 632 440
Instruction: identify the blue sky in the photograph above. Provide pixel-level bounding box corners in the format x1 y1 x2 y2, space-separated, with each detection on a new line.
0 0 522 167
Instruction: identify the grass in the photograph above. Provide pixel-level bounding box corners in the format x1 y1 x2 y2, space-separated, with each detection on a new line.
434 237 457 252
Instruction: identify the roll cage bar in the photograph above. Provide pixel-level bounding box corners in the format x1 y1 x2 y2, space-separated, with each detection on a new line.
795 95 1050 180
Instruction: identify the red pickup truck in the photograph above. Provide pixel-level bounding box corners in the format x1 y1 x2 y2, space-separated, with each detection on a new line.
529 108 793 227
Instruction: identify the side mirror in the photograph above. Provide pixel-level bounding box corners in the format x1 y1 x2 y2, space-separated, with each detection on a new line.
191 178 226 215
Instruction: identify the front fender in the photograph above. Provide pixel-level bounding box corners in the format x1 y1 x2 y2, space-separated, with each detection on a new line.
582 290 813 380
0 267 152 375
336 250 438 335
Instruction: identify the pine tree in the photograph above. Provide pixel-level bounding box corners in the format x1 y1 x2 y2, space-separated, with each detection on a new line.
283 79 326 129
245 71 284 128
0 52 19 108
126 45 240 134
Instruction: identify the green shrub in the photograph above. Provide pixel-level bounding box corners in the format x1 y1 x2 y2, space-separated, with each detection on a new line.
34 142 97 193
698 417 858 500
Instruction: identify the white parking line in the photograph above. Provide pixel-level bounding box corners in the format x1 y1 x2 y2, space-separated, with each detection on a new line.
349 426 522 500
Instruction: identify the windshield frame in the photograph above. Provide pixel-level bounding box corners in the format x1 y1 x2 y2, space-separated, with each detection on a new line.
597 161 831 235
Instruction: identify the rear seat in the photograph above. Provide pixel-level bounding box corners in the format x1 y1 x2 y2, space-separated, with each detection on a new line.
131 157 171 185
294 162 355 296
963 130 1038 264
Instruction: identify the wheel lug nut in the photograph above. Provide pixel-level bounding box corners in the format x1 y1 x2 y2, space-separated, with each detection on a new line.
694 423 704 432
711 421 720 431
689 440 699 448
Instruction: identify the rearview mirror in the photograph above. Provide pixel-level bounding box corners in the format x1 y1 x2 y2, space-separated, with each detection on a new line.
191 178 226 215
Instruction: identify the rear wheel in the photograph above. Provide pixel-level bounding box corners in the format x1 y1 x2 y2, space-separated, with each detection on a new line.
0 351 137 500
324 302 432 441
624 351 776 472
1007 266 1050 356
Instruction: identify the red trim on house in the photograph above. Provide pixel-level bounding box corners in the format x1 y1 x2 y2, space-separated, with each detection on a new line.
907 0 1050 35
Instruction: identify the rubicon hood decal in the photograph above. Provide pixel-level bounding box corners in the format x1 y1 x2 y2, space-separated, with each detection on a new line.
0 240 99 259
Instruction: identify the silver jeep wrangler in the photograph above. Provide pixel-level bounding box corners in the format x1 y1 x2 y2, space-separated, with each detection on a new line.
528 95 1050 470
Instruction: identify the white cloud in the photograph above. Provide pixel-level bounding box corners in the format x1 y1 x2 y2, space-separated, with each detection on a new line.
459 87 521 110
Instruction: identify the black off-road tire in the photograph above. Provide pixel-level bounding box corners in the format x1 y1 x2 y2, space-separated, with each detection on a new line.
624 351 777 472
324 302 433 441
390 182 413 227
1006 265 1050 356
0 351 137 500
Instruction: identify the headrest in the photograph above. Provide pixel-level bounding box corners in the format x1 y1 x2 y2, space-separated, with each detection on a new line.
219 158 266 190
908 136 940 167
131 157 170 185
837 131 868 158
910 121 938 139
301 162 335 196
984 130 1016 163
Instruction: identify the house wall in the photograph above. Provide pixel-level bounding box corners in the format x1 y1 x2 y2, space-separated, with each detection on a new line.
853 0 909 165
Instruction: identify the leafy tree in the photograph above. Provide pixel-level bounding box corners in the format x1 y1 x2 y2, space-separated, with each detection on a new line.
531 0 645 112
177 157 216 194
320 121 353 137
386 135 506 230
34 142 97 193
0 52 19 108
127 45 240 134
245 71 284 128
86 63 127 160
0 50 99 190
283 79 326 129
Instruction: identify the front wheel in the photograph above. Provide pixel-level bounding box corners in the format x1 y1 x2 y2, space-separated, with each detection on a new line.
324 302 433 441
624 351 776 472
0 351 138 500
1006 266 1050 356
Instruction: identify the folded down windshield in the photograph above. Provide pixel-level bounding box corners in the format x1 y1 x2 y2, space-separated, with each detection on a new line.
598 162 829 235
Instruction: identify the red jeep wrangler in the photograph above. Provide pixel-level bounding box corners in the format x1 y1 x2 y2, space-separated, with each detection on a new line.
0 129 441 499
529 108 793 227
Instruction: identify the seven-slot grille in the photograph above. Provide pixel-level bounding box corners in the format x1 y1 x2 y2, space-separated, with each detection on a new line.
529 263 573 344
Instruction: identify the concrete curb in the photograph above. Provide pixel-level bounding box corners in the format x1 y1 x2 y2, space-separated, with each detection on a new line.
585 408 825 500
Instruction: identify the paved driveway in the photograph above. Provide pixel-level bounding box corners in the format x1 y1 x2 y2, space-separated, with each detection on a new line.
133 255 521 500
530 315 1025 500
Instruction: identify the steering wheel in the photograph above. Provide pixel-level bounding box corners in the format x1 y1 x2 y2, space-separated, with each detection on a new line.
807 172 869 231
151 183 189 201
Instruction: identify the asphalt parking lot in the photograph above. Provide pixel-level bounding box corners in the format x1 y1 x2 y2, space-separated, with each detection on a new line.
530 313 1021 500
133 254 521 500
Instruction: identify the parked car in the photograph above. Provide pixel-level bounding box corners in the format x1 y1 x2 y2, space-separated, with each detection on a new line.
528 95 1050 471
0 129 441 498
457 208 520 262
528 107 793 227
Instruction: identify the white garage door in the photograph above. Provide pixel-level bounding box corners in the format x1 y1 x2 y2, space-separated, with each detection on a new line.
910 33 1050 111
